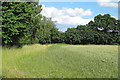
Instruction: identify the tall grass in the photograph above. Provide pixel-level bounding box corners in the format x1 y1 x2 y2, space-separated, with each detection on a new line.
2 44 118 78
2 44 47 78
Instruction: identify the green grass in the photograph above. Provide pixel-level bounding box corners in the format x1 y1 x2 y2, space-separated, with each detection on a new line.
2 44 118 78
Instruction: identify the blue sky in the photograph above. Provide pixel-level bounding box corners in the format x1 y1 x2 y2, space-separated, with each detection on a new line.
39 2 118 32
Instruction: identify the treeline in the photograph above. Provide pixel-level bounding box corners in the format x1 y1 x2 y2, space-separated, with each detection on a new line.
2 2 120 47
2 2 64 47
65 14 120 45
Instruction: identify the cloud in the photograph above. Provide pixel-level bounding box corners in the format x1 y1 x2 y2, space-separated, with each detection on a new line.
111 16 117 18
97 0 119 7
41 5 93 25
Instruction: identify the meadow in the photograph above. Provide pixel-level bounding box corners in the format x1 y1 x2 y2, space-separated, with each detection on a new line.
2 44 118 78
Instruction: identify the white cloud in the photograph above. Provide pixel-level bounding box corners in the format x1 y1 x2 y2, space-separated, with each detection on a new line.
97 0 119 7
111 16 117 18
100 13 104 16
41 5 93 25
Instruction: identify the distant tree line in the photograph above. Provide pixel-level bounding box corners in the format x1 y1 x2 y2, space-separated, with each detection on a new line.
2 2 120 47
65 14 120 45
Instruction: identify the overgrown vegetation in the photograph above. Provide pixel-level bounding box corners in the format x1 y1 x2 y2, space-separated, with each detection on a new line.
2 2 120 47
2 44 118 78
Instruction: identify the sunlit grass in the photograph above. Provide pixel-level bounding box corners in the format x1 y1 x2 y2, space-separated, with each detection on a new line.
2 44 118 78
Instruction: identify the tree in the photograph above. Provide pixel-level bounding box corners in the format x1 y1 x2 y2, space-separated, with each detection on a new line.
94 14 117 33
2 3 119 47
35 16 57 44
65 28 81 44
28 4 42 44
77 25 95 44
2 2 35 46
64 14 119 45
2 2 43 46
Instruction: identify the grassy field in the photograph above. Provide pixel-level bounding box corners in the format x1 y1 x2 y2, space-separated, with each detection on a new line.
2 44 118 78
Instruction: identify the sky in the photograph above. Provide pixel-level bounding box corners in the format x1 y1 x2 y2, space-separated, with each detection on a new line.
39 1 118 32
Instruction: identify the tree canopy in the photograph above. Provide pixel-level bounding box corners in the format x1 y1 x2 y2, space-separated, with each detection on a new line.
2 2 120 47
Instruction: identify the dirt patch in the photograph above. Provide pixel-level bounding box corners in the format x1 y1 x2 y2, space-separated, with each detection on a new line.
47 45 52 47
42 45 52 48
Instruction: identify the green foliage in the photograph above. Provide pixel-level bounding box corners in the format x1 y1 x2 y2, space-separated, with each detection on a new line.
65 28 80 44
64 14 120 45
2 2 39 47
34 16 57 44
2 2 119 46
